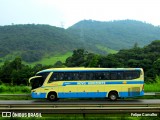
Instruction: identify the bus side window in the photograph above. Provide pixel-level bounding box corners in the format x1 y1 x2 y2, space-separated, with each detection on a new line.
100 72 109 80
132 71 140 79
124 71 132 80
48 72 58 83
117 72 124 80
95 73 99 80
59 72 65 80
86 72 94 80
103 72 110 80
79 72 86 80
73 72 79 80
110 72 117 80
95 72 104 80
64 72 72 80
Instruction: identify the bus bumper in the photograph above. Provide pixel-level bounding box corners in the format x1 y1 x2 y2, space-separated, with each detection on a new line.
31 92 46 98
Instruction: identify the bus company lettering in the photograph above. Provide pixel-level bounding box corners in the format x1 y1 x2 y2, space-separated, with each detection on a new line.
77 81 105 85
88 81 105 85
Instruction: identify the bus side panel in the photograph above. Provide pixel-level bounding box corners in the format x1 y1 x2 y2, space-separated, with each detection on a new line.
76 85 107 98
120 84 144 98
58 85 107 98
105 84 122 97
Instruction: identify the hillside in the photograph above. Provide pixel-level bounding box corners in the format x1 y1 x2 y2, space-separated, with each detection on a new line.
68 19 160 50
0 24 81 62
0 20 160 64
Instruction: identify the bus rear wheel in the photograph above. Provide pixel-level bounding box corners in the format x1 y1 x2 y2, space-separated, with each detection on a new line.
47 92 57 101
108 92 118 101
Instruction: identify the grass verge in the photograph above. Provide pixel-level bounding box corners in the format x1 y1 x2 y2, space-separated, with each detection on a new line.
27 52 72 66
0 113 159 120
0 84 30 94
144 83 160 92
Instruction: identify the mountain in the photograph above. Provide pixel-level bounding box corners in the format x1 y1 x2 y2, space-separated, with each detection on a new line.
0 20 160 63
0 24 82 62
67 19 160 50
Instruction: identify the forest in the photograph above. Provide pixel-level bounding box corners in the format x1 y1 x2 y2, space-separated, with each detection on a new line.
1 19 160 63
0 40 160 85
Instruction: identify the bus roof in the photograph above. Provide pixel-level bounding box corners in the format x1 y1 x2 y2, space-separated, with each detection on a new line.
37 68 143 74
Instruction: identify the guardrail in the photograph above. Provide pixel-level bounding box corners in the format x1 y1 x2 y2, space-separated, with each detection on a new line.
144 92 160 96
0 104 160 113
0 92 160 96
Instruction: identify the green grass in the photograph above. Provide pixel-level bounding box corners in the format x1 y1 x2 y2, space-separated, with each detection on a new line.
25 52 72 66
144 83 160 92
96 45 118 54
144 76 160 92
0 84 30 94
0 84 31 100
0 114 158 120
40 114 159 120
0 52 72 66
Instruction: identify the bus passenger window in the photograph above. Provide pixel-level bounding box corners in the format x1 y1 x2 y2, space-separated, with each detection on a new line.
101 72 110 80
59 72 64 80
48 72 58 83
64 72 72 80
110 72 117 80
95 73 99 80
86 72 94 80
132 71 140 79
117 72 124 80
95 72 104 80
79 72 86 80
104 72 110 80
72 72 79 80
124 71 132 79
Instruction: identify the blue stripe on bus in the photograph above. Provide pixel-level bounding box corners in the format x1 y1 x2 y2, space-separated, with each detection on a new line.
119 91 144 97
31 90 144 99
58 91 144 98
58 92 107 98
105 81 123 84
126 81 144 84
62 81 144 86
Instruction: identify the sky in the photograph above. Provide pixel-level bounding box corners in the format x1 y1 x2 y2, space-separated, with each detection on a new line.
1 0 160 28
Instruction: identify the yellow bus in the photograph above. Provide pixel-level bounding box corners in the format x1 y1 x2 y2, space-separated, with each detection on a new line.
29 68 144 101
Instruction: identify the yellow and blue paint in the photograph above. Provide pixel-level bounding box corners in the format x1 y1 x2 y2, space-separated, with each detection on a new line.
30 68 144 99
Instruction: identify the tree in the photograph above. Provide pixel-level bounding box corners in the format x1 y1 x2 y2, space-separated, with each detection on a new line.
65 49 88 67
53 61 64 68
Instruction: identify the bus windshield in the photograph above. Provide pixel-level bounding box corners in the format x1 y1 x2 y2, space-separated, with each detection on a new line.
30 77 45 90
30 72 49 90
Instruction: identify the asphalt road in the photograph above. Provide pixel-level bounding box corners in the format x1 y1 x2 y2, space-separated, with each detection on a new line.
0 99 160 105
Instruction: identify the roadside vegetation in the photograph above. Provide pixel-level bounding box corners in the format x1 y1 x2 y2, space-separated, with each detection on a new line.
144 75 160 92
0 40 160 94
0 84 30 94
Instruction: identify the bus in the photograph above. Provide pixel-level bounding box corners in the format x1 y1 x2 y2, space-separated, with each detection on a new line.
29 68 144 101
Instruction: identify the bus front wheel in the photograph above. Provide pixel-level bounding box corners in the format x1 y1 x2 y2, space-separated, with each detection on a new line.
108 92 118 101
47 92 57 101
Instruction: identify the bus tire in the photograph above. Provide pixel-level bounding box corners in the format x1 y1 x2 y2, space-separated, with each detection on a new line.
108 91 118 101
47 92 57 101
